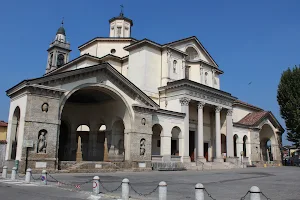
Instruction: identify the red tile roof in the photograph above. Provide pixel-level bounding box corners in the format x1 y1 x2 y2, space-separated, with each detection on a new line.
0 121 8 127
233 100 263 111
237 111 269 126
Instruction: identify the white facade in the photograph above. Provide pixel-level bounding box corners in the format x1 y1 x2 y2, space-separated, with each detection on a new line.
4 12 284 171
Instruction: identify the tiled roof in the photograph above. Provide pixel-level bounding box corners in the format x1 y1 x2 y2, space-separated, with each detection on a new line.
233 100 263 111
236 111 269 126
0 121 8 127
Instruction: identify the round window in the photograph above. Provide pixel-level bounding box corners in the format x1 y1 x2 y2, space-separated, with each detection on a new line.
110 49 116 54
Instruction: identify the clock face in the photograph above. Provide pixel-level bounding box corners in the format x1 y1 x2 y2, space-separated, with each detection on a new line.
57 54 65 67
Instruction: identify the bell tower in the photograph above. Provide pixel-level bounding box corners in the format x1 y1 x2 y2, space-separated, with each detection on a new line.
109 5 133 38
45 20 71 74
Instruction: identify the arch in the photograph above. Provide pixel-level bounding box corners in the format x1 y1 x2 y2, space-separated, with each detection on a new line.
99 125 106 131
58 83 133 130
171 126 182 155
76 125 90 132
151 124 163 155
185 46 199 60
243 135 248 157
260 124 276 162
233 134 238 157
10 106 21 160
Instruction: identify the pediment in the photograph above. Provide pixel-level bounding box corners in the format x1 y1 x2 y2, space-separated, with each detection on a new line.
7 63 159 109
164 36 218 67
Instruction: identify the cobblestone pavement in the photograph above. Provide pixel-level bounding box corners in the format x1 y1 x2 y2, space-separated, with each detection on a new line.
1 166 300 199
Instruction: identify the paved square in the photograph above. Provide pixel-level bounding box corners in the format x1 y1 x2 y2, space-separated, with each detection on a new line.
1 167 299 199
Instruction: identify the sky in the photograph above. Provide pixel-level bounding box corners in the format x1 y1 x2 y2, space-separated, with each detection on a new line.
0 0 299 145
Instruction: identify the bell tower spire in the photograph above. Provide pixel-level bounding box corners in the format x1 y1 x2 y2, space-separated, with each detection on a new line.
109 6 133 38
45 19 71 74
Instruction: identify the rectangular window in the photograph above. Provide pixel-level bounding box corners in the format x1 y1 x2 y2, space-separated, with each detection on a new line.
117 27 122 37
157 140 160 147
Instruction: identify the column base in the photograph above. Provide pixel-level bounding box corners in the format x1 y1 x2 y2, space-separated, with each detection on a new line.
182 156 191 163
196 157 207 163
213 157 224 163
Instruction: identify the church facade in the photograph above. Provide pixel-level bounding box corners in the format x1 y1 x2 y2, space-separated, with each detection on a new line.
5 12 284 171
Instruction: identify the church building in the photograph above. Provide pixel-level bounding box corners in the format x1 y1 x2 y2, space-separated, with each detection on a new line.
5 11 284 171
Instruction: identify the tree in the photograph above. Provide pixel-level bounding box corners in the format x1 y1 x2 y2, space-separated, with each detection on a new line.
277 66 300 147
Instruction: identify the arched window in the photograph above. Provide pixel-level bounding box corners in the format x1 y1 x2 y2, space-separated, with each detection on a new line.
186 47 199 60
57 53 65 67
173 60 177 73
76 125 90 132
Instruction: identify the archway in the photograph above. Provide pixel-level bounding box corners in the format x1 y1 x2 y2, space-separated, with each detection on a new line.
260 124 275 162
171 126 181 156
58 86 131 163
108 120 125 161
152 124 162 155
233 134 238 157
243 136 248 157
10 107 20 160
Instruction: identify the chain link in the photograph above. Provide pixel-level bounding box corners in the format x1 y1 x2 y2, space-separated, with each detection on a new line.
30 173 42 181
99 180 122 193
261 191 271 200
204 188 217 200
16 172 26 179
47 173 92 187
240 191 250 200
129 183 159 196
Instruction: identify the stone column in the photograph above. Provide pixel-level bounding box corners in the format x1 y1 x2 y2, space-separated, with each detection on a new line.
197 102 206 163
214 106 223 162
226 109 234 158
180 97 191 162
160 135 171 162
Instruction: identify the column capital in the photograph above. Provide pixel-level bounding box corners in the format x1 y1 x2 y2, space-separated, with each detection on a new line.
215 106 222 113
179 97 191 106
226 109 233 116
197 101 205 109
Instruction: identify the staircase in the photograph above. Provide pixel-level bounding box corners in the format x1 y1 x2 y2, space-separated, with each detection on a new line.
185 161 240 171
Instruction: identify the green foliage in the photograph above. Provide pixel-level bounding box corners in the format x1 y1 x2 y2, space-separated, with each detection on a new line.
277 66 300 147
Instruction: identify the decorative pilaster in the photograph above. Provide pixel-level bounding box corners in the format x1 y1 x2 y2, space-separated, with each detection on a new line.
215 106 223 162
197 101 206 163
226 109 234 158
212 69 216 87
180 97 191 162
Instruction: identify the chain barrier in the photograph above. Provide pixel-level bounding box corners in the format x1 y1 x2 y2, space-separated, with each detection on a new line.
240 191 250 200
30 173 42 181
261 191 271 200
47 173 92 189
128 183 159 197
204 188 217 200
99 179 122 193
16 172 25 179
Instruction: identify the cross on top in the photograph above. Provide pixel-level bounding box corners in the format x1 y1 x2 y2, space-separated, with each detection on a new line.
120 4 124 16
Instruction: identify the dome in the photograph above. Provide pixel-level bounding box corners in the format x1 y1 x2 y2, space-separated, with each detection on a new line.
56 26 66 36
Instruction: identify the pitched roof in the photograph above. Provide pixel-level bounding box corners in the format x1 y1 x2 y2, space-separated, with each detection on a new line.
0 121 8 127
233 99 263 111
163 36 219 67
237 111 269 126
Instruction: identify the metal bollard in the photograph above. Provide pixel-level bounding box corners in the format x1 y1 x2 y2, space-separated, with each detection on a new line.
25 168 31 183
41 170 47 185
195 183 205 200
2 166 7 178
93 176 100 194
122 178 130 200
11 167 17 180
159 181 167 200
250 186 261 200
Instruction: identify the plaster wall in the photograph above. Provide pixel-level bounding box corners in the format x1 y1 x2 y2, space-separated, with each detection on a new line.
232 106 253 122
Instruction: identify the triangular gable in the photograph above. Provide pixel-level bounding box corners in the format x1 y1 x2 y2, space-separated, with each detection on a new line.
163 36 218 68
7 63 159 109
45 54 102 76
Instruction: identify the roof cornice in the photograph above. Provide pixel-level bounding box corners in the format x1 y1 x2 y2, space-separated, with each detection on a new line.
158 79 237 102
78 37 138 50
